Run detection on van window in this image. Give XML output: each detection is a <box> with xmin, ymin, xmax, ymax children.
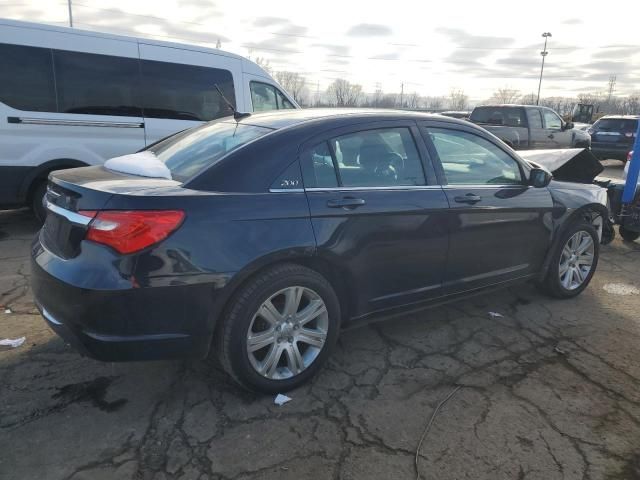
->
<box><xmin>250</xmin><ymin>82</ymin><xmax>295</xmax><ymax>111</ymax></box>
<box><xmin>0</xmin><ymin>43</ymin><xmax>56</xmax><ymax>112</ymax></box>
<box><xmin>141</xmin><ymin>60</ymin><xmax>235</xmax><ymax>121</ymax></box>
<box><xmin>53</xmin><ymin>50</ymin><xmax>142</xmax><ymax>117</ymax></box>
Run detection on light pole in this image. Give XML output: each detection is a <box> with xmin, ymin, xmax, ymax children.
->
<box><xmin>536</xmin><ymin>32</ymin><xmax>551</xmax><ymax>105</ymax></box>
<box><xmin>67</xmin><ymin>0</ymin><xmax>73</xmax><ymax>27</ymax></box>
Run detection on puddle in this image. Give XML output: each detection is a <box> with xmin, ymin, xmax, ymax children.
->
<box><xmin>603</xmin><ymin>283</ymin><xmax>640</xmax><ymax>296</ymax></box>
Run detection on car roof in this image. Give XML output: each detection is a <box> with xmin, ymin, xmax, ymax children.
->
<box><xmin>598</xmin><ymin>115</ymin><xmax>639</xmax><ymax>119</ymax></box>
<box><xmin>234</xmin><ymin>108</ymin><xmax>464</xmax><ymax>130</ymax></box>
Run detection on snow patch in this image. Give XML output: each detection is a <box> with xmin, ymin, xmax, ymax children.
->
<box><xmin>603</xmin><ymin>283</ymin><xmax>640</xmax><ymax>296</ymax></box>
<box><xmin>104</xmin><ymin>151</ymin><xmax>172</xmax><ymax>180</ymax></box>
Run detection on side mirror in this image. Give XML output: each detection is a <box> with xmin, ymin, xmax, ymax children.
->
<box><xmin>530</xmin><ymin>167</ymin><xmax>553</xmax><ymax>188</ymax></box>
<box><xmin>563</xmin><ymin>121</ymin><xmax>574</xmax><ymax>130</ymax></box>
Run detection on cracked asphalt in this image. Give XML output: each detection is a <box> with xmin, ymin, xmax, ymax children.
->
<box><xmin>1</xmin><ymin>160</ymin><xmax>639</xmax><ymax>480</ymax></box>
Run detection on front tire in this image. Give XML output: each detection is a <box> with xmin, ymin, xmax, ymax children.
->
<box><xmin>541</xmin><ymin>222</ymin><xmax>599</xmax><ymax>299</ymax></box>
<box><xmin>619</xmin><ymin>226</ymin><xmax>640</xmax><ymax>242</ymax></box>
<box><xmin>217</xmin><ymin>264</ymin><xmax>340</xmax><ymax>393</ymax></box>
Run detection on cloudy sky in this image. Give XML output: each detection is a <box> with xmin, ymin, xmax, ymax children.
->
<box><xmin>3</xmin><ymin>0</ymin><xmax>640</xmax><ymax>102</ymax></box>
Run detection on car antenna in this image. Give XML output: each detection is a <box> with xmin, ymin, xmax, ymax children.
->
<box><xmin>214</xmin><ymin>84</ymin><xmax>251</xmax><ymax>121</ymax></box>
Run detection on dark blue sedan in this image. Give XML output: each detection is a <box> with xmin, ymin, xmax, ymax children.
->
<box><xmin>32</xmin><ymin>109</ymin><xmax>609</xmax><ymax>392</ymax></box>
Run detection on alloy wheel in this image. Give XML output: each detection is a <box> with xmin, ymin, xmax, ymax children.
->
<box><xmin>558</xmin><ymin>230</ymin><xmax>595</xmax><ymax>290</ymax></box>
<box><xmin>246</xmin><ymin>286</ymin><xmax>329</xmax><ymax>380</ymax></box>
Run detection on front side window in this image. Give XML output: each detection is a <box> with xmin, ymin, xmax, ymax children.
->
<box><xmin>148</xmin><ymin>120</ymin><xmax>272</xmax><ymax>181</ymax></box>
<box><xmin>308</xmin><ymin>128</ymin><xmax>425</xmax><ymax>188</ymax></box>
<box><xmin>0</xmin><ymin>43</ymin><xmax>56</xmax><ymax>112</ymax></box>
<box><xmin>428</xmin><ymin>128</ymin><xmax>522</xmax><ymax>185</ymax></box>
<box><xmin>141</xmin><ymin>60</ymin><xmax>235</xmax><ymax>121</ymax></box>
<box><xmin>250</xmin><ymin>82</ymin><xmax>296</xmax><ymax>112</ymax></box>
<box><xmin>543</xmin><ymin>110</ymin><xmax>563</xmax><ymax>130</ymax></box>
<box><xmin>53</xmin><ymin>50</ymin><xmax>141</xmax><ymax>116</ymax></box>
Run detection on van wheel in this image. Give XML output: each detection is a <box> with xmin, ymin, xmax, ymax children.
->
<box><xmin>540</xmin><ymin>222</ymin><xmax>599</xmax><ymax>299</ymax></box>
<box><xmin>619</xmin><ymin>226</ymin><xmax>640</xmax><ymax>242</ymax></box>
<box><xmin>31</xmin><ymin>181</ymin><xmax>47</xmax><ymax>224</ymax></box>
<box><xmin>217</xmin><ymin>264</ymin><xmax>340</xmax><ymax>393</ymax></box>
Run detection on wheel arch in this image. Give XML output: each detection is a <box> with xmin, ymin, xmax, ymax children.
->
<box><xmin>21</xmin><ymin>158</ymin><xmax>90</xmax><ymax>204</ymax></box>
<box><xmin>537</xmin><ymin>203</ymin><xmax>607</xmax><ymax>282</ymax></box>
<box><xmin>206</xmin><ymin>252</ymin><xmax>356</xmax><ymax>357</ymax></box>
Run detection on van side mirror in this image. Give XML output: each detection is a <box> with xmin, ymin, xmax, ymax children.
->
<box><xmin>530</xmin><ymin>167</ymin><xmax>553</xmax><ymax>188</ymax></box>
<box><xmin>563</xmin><ymin>121</ymin><xmax>574</xmax><ymax>130</ymax></box>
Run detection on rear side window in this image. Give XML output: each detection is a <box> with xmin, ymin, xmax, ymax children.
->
<box><xmin>428</xmin><ymin>128</ymin><xmax>522</xmax><ymax>185</ymax></box>
<box><xmin>53</xmin><ymin>50</ymin><xmax>141</xmax><ymax>116</ymax></box>
<box><xmin>470</xmin><ymin>107</ymin><xmax>526</xmax><ymax>127</ymax></box>
<box><xmin>306</xmin><ymin>128</ymin><xmax>425</xmax><ymax>188</ymax></box>
<box><xmin>250</xmin><ymin>82</ymin><xmax>295</xmax><ymax>112</ymax></box>
<box><xmin>0</xmin><ymin>43</ymin><xmax>56</xmax><ymax>112</ymax></box>
<box><xmin>141</xmin><ymin>60</ymin><xmax>235</xmax><ymax>121</ymax></box>
<box><xmin>148</xmin><ymin>120</ymin><xmax>272</xmax><ymax>181</ymax></box>
<box><xmin>527</xmin><ymin>109</ymin><xmax>543</xmax><ymax>129</ymax></box>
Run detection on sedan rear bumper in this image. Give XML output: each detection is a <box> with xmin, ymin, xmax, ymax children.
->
<box><xmin>591</xmin><ymin>143</ymin><xmax>631</xmax><ymax>161</ymax></box>
<box><xmin>31</xmin><ymin>238</ymin><xmax>221</xmax><ymax>362</ymax></box>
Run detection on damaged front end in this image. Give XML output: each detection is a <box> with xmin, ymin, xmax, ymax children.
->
<box><xmin>519</xmin><ymin>148</ymin><xmax>615</xmax><ymax>244</ymax></box>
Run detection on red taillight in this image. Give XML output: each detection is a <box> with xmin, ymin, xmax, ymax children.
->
<box><xmin>628</xmin><ymin>151</ymin><xmax>634</xmax><ymax>163</ymax></box>
<box><xmin>78</xmin><ymin>210</ymin><xmax>185</xmax><ymax>254</ymax></box>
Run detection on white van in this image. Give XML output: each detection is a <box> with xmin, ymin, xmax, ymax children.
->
<box><xmin>0</xmin><ymin>19</ymin><xmax>298</xmax><ymax>219</ymax></box>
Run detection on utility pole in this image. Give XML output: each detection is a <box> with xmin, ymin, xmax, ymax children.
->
<box><xmin>607</xmin><ymin>75</ymin><xmax>616</xmax><ymax>103</ymax></box>
<box><xmin>67</xmin><ymin>0</ymin><xmax>73</xmax><ymax>27</ymax></box>
<box><xmin>536</xmin><ymin>32</ymin><xmax>552</xmax><ymax>105</ymax></box>
<box><xmin>399</xmin><ymin>82</ymin><xmax>404</xmax><ymax>109</ymax></box>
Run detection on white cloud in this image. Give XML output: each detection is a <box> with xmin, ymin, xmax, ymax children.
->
<box><xmin>4</xmin><ymin>0</ymin><xmax>640</xmax><ymax>100</ymax></box>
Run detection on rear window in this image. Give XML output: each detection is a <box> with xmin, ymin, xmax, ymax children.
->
<box><xmin>148</xmin><ymin>121</ymin><xmax>273</xmax><ymax>181</ymax></box>
<box><xmin>470</xmin><ymin>107</ymin><xmax>526</xmax><ymax>127</ymax></box>
<box><xmin>593</xmin><ymin>118</ymin><xmax>638</xmax><ymax>133</ymax></box>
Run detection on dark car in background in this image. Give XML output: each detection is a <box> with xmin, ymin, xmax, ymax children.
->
<box><xmin>589</xmin><ymin>115</ymin><xmax>639</xmax><ymax>162</ymax></box>
<box><xmin>32</xmin><ymin>109</ymin><xmax>609</xmax><ymax>393</ymax></box>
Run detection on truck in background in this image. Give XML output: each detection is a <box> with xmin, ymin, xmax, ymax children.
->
<box><xmin>469</xmin><ymin>104</ymin><xmax>591</xmax><ymax>151</ymax></box>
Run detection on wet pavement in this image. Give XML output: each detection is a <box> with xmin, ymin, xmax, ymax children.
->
<box><xmin>1</xmin><ymin>165</ymin><xmax>639</xmax><ymax>479</ymax></box>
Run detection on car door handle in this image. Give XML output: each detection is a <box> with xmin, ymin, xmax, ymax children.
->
<box><xmin>327</xmin><ymin>197</ymin><xmax>366</xmax><ymax>209</ymax></box>
<box><xmin>548</xmin><ymin>134</ymin><xmax>555</xmax><ymax>139</ymax></box>
<box><xmin>454</xmin><ymin>193</ymin><xmax>482</xmax><ymax>204</ymax></box>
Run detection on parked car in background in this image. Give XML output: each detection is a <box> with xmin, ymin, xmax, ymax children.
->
<box><xmin>439</xmin><ymin>111</ymin><xmax>470</xmax><ymax>119</ymax></box>
<box><xmin>588</xmin><ymin>115</ymin><xmax>638</xmax><ymax>162</ymax></box>
<box><xmin>0</xmin><ymin>19</ymin><xmax>297</xmax><ymax>220</ymax></box>
<box><xmin>32</xmin><ymin>109</ymin><xmax>609</xmax><ymax>393</ymax></box>
<box><xmin>469</xmin><ymin>104</ymin><xmax>591</xmax><ymax>150</ymax></box>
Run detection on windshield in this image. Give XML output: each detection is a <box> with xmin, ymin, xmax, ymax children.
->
<box><xmin>148</xmin><ymin>121</ymin><xmax>273</xmax><ymax>181</ymax></box>
<box><xmin>593</xmin><ymin>118</ymin><xmax>638</xmax><ymax>133</ymax></box>
<box><xmin>470</xmin><ymin>107</ymin><xmax>526</xmax><ymax>127</ymax></box>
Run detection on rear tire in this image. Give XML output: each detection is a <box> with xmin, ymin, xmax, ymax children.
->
<box><xmin>217</xmin><ymin>263</ymin><xmax>340</xmax><ymax>393</ymax></box>
<box><xmin>619</xmin><ymin>226</ymin><xmax>640</xmax><ymax>242</ymax></box>
<box><xmin>540</xmin><ymin>222</ymin><xmax>599</xmax><ymax>299</ymax></box>
<box><xmin>31</xmin><ymin>181</ymin><xmax>47</xmax><ymax>224</ymax></box>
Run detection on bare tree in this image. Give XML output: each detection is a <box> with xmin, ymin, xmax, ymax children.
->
<box><xmin>372</xmin><ymin>87</ymin><xmax>384</xmax><ymax>108</ymax></box>
<box><xmin>254</xmin><ymin>57</ymin><xmax>272</xmax><ymax>75</ymax></box>
<box><xmin>406</xmin><ymin>91</ymin><xmax>422</xmax><ymax>110</ymax></box>
<box><xmin>327</xmin><ymin>79</ymin><xmax>362</xmax><ymax>107</ymax></box>
<box><xmin>425</xmin><ymin>96</ymin><xmax>445</xmax><ymax>111</ymax></box>
<box><xmin>275</xmin><ymin>71</ymin><xmax>307</xmax><ymax>105</ymax></box>
<box><xmin>621</xmin><ymin>94</ymin><xmax>640</xmax><ymax>115</ymax></box>
<box><xmin>380</xmin><ymin>93</ymin><xmax>397</xmax><ymax>108</ymax></box>
<box><xmin>520</xmin><ymin>93</ymin><xmax>537</xmax><ymax>105</ymax></box>
<box><xmin>448</xmin><ymin>89</ymin><xmax>468</xmax><ymax>111</ymax></box>
<box><xmin>489</xmin><ymin>87</ymin><xmax>521</xmax><ymax>104</ymax></box>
